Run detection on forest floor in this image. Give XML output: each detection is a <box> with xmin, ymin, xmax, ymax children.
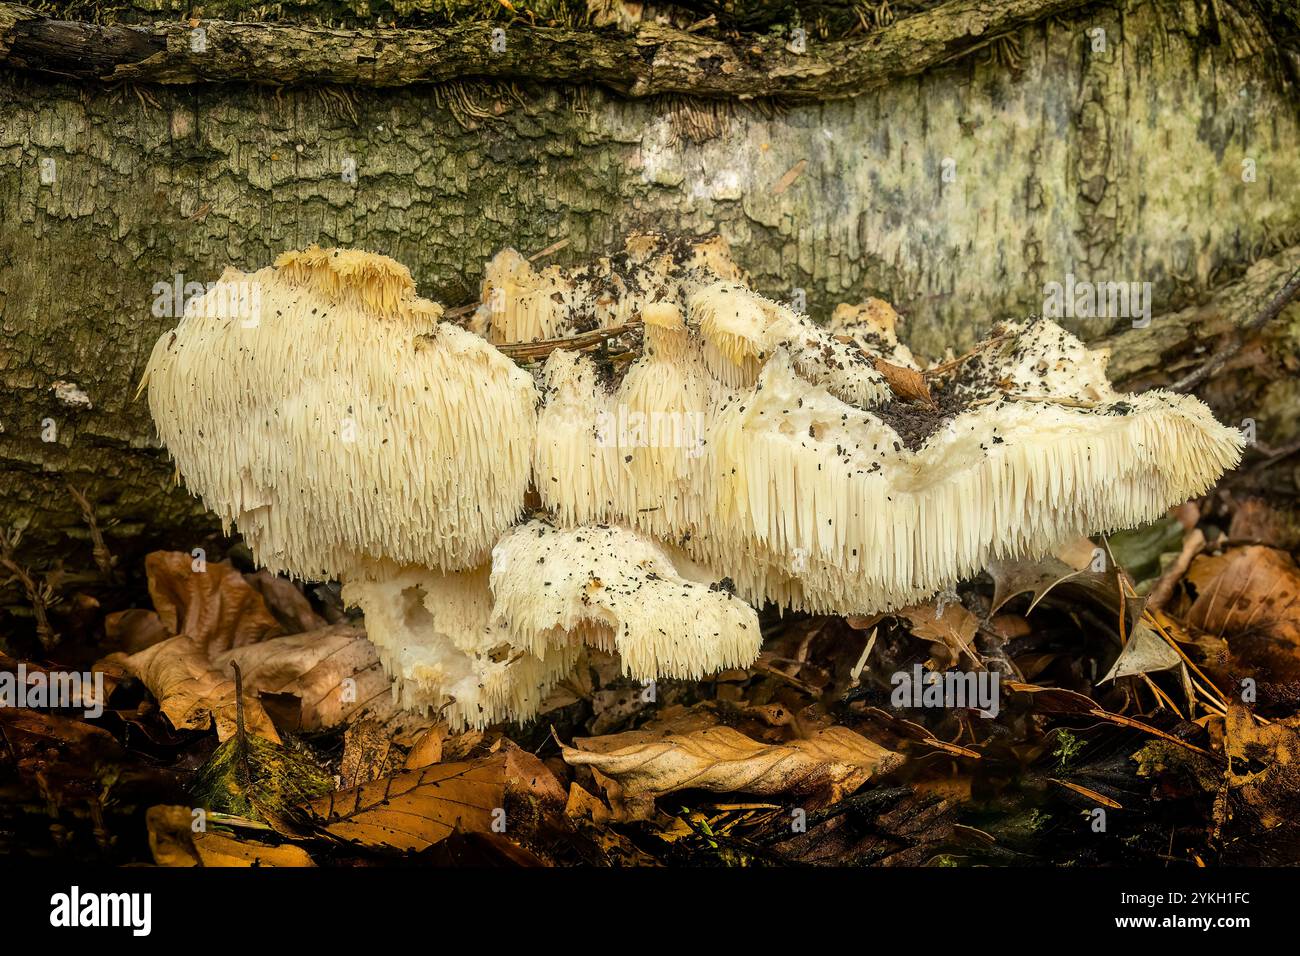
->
<box><xmin>1</xmin><ymin>486</ymin><xmax>1299</xmax><ymax>867</ymax></box>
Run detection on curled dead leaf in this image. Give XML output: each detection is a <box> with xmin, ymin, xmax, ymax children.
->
<box><xmin>1186</xmin><ymin>545</ymin><xmax>1300</xmax><ymax>681</ymax></box>
<box><xmin>872</xmin><ymin>357</ymin><xmax>934</xmax><ymax>407</ymax></box>
<box><xmin>147</xmin><ymin>805</ymin><xmax>314</xmax><ymax>867</ymax></box>
<box><xmin>109</xmin><ymin>635</ymin><xmax>282</xmax><ymax>743</ymax></box>
<box><xmin>145</xmin><ymin>552</ymin><xmax>282</xmax><ymax>653</ymax></box>
<box><xmin>560</xmin><ymin>725</ymin><xmax>900</xmax><ymax>820</ymax></box>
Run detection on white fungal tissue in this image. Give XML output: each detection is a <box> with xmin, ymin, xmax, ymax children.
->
<box><xmin>144</xmin><ymin>236</ymin><xmax>1244</xmax><ymax>727</ymax></box>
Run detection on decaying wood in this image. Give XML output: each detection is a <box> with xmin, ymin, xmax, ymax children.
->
<box><xmin>2</xmin><ymin>0</ymin><xmax>1296</xmax><ymax>573</ymax></box>
<box><xmin>1169</xmin><ymin>264</ymin><xmax>1300</xmax><ymax>393</ymax></box>
<box><xmin>0</xmin><ymin>0</ymin><xmax>1092</xmax><ymax>99</ymax></box>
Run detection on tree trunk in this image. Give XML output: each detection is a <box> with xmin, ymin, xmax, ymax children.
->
<box><xmin>0</xmin><ymin>0</ymin><xmax>1297</xmax><ymax>579</ymax></box>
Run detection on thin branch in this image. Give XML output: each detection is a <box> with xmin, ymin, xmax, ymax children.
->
<box><xmin>1169</xmin><ymin>264</ymin><xmax>1300</xmax><ymax>393</ymax></box>
<box><xmin>0</xmin><ymin>0</ymin><xmax>1093</xmax><ymax>99</ymax></box>
<box><xmin>495</xmin><ymin>320</ymin><xmax>643</xmax><ymax>360</ymax></box>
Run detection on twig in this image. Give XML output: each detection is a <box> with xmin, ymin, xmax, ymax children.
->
<box><xmin>496</xmin><ymin>320</ymin><xmax>643</xmax><ymax>361</ymax></box>
<box><xmin>1170</xmin><ymin>264</ymin><xmax>1300</xmax><ymax>393</ymax></box>
<box><xmin>66</xmin><ymin>482</ymin><xmax>115</xmax><ymax>576</ymax></box>
<box><xmin>0</xmin><ymin>529</ymin><xmax>59</xmax><ymax>648</ymax></box>
<box><xmin>923</xmin><ymin>331</ymin><xmax>1013</xmax><ymax>379</ymax></box>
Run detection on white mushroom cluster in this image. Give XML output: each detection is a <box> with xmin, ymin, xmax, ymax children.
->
<box><xmin>144</xmin><ymin>236</ymin><xmax>1244</xmax><ymax>727</ymax></box>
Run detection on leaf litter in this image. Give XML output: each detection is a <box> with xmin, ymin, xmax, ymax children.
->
<box><xmin>2</xmin><ymin>493</ymin><xmax>1300</xmax><ymax>866</ymax></box>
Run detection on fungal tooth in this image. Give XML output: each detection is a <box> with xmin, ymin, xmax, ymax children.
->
<box><xmin>144</xmin><ymin>234</ymin><xmax>1244</xmax><ymax>726</ymax></box>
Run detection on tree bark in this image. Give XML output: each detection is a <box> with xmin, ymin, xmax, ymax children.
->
<box><xmin>0</xmin><ymin>0</ymin><xmax>1093</xmax><ymax>98</ymax></box>
<box><xmin>0</xmin><ymin>0</ymin><xmax>1297</xmax><ymax>578</ymax></box>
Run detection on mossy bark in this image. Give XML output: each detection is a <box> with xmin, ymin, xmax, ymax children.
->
<box><xmin>0</xmin><ymin>0</ymin><xmax>1297</xmax><ymax>575</ymax></box>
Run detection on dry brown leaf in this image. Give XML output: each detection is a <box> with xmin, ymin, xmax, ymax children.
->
<box><xmin>112</xmin><ymin>635</ymin><xmax>282</xmax><ymax>743</ymax></box>
<box><xmin>110</xmin><ymin>623</ymin><xmax>394</xmax><ymax>742</ymax></box>
<box><xmin>147</xmin><ymin>805</ymin><xmax>314</xmax><ymax>867</ymax></box>
<box><xmin>1228</xmin><ymin>497</ymin><xmax>1300</xmax><ymax>551</ymax></box>
<box><xmin>305</xmin><ymin>753</ymin><xmax>507</xmax><ymax>852</ymax></box>
<box><xmin>244</xmin><ymin>569</ymin><xmax>329</xmax><ymax>634</ymax></box>
<box><xmin>0</xmin><ymin>707</ymin><xmax>123</xmax><ymax>765</ymax></box>
<box><xmin>1186</xmin><ymin>545</ymin><xmax>1300</xmax><ymax>681</ymax></box>
<box><xmin>104</xmin><ymin>608</ymin><xmax>170</xmax><ymax>654</ymax></box>
<box><xmin>340</xmin><ymin>718</ymin><xmax>403</xmax><ymax>788</ymax></box>
<box><xmin>896</xmin><ymin>601</ymin><xmax>982</xmax><ymax>668</ymax></box>
<box><xmin>1220</xmin><ymin>704</ymin><xmax>1300</xmax><ymax>831</ymax></box>
<box><xmin>503</xmin><ymin>742</ymin><xmax>567</xmax><ymax>808</ymax></box>
<box><xmin>872</xmin><ymin>357</ymin><xmax>934</xmax><ymax>407</ymax></box>
<box><xmin>560</xmin><ymin>726</ymin><xmax>900</xmax><ymax>819</ymax></box>
<box><xmin>988</xmin><ymin>554</ymin><xmax>1129</xmax><ymax>622</ymax></box>
<box><xmin>404</xmin><ymin>724</ymin><xmax>447</xmax><ymax>769</ymax></box>
<box><xmin>1007</xmin><ymin>681</ymin><xmax>1217</xmax><ymax>760</ymax></box>
<box><xmin>565</xmin><ymin>782</ymin><xmax>612</xmax><ymax>824</ymax></box>
<box><xmin>146</xmin><ymin>552</ymin><xmax>284</xmax><ymax>654</ymax></box>
<box><xmin>219</xmin><ymin>624</ymin><xmax>396</xmax><ymax>732</ymax></box>
<box><xmin>1100</xmin><ymin>620</ymin><xmax>1183</xmax><ymax>682</ymax></box>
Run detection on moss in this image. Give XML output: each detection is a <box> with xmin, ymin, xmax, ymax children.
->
<box><xmin>36</xmin><ymin>0</ymin><xmax>593</xmax><ymax>28</ymax></box>
<box><xmin>191</xmin><ymin>731</ymin><xmax>333</xmax><ymax>823</ymax></box>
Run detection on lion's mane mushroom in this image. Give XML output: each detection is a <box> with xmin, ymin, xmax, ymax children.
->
<box><xmin>143</xmin><ymin>247</ymin><xmax>538</xmax><ymax>581</ymax></box>
<box><xmin>510</xmin><ymin>234</ymin><xmax>1245</xmax><ymax>615</ymax></box>
<box><xmin>489</xmin><ymin>520</ymin><xmax>760</xmax><ymax>683</ymax></box>
<box><xmin>143</xmin><ymin>244</ymin><xmax>758</xmax><ymax>728</ymax></box>
<box><xmin>143</xmin><ymin>247</ymin><xmax>547</xmax><ymax>726</ymax></box>
<box><xmin>144</xmin><ymin>236</ymin><xmax>1244</xmax><ymax>727</ymax></box>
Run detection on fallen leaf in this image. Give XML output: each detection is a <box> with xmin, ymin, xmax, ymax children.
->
<box><xmin>565</xmin><ymin>782</ymin><xmax>612</xmax><ymax>824</ymax></box>
<box><xmin>305</xmin><ymin>753</ymin><xmax>507</xmax><ymax>852</ymax></box>
<box><xmin>404</xmin><ymin>724</ymin><xmax>447</xmax><ymax>769</ymax></box>
<box><xmin>872</xmin><ymin>357</ymin><xmax>934</xmax><ymax>407</ymax></box>
<box><xmin>191</xmin><ymin>725</ymin><xmax>334</xmax><ymax>827</ymax></box>
<box><xmin>1186</xmin><ymin>546</ymin><xmax>1300</xmax><ymax>681</ymax></box>
<box><xmin>560</xmin><ymin>726</ymin><xmax>900</xmax><ymax>820</ymax></box>
<box><xmin>219</xmin><ymin>624</ymin><xmax>396</xmax><ymax>732</ymax></box>
<box><xmin>1223</xmin><ymin>704</ymin><xmax>1300</xmax><ymax>815</ymax></box>
<box><xmin>0</xmin><ymin>708</ymin><xmax>122</xmax><ymax>766</ymax></box>
<box><xmin>1228</xmin><ymin>497</ymin><xmax>1300</xmax><ymax>551</ymax></box>
<box><xmin>146</xmin><ymin>552</ymin><xmax>283</xmax><ymax>654</ymax></box>
<box><xmin>147</xmin><ymin>805</ymin><xmax>314</xmax><ymax>867</ymax></box>
<box><xmin>112</xmin><ymin>635</ymin><xmax>282</xmax><ymax>742</ymax></box>
<box><xmin>340</xmin><ymin>718</ymin><xmax>403</xmax><ymax>788</ymax></box>
<box><xmin>244</xmin><ymin>569</ymin><xmax>329</xmax><ymax>634</ymax></box>
<box><xmin>988</xmin><ymin>554</ymin><xmax>1132</xmax><ymax>624</ymax></box>
<box><xmin>1007</xmin><ymin>681</ymin><xmax>1217</xmax><ymax>760</ymax></box>
<box><xmin>1107</xmin><ymin>516</ymin><xmax>1186</xmax><ymax>583</ymax></box>
<box><xmin>110</xmin><ymin>623</ymin><xmax>394</xmax><ymax>741</ymax></box>
<box><xmin>104</xmin><ymin>608</ymin><xmax>170</xmax><ymax>654</ymax></box>
<box><xmin>1100</xmin><ymin>620</ymin><xmax>1183</xmax><ymax>682</ymax></box>
<box><xmin>895</xmin><ymin>601</ymin><xmax>982</xmax><ymax>668</ymax></box>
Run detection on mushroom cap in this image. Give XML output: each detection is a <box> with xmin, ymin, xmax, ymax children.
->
<box><xmin>490</xmin><ymin>519</ymin><xmax>761</xmax><ymax>682</ymax></box>
<box><xmin>342</xmin><ymin>562</ymin><xmax>580</xmax><ymax>730</ymax></box>
<box><xmin>525</xmin><ymin>238</ymin><xmax>1244</xmax><ymax>615</ymax></box>
<box><xmin>341</xmin><ymin>520</ymin><xmax>760</xmax><ymax>729</ymax></box>
<box><xmin>144</xmin><ymin>245</ymin><xmax>537</xmax><ymax>580</ymax></box>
